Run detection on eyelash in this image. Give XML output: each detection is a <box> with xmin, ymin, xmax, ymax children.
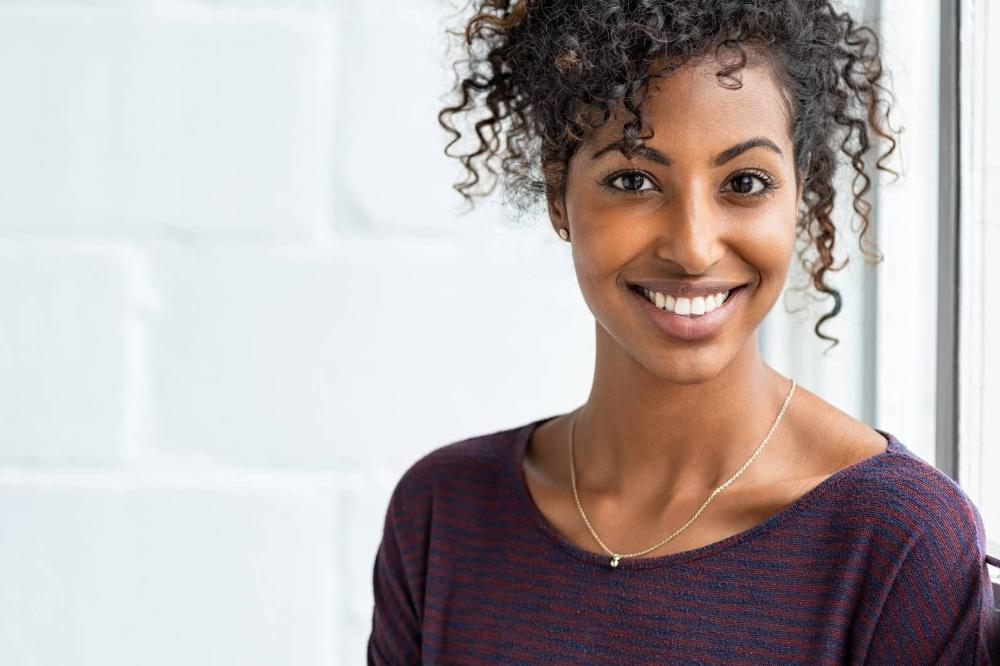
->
<box><xmin>597</xmin><ymin>168</ymin><xmax>781</xmax><ymax>200</ymax></box>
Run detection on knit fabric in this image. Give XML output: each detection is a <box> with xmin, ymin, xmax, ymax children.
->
<box><xmin>368</xmin><ymin>414</ymin><xmax>1000</xmax><ymax>664</ymax></box>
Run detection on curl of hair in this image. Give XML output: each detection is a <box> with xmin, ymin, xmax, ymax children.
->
<box><xmin>438</xmin><ymin>0</ymin><xmax>900</xmax><ymax>351</ymax></box>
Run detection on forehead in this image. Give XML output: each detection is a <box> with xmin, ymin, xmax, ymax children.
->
<box><xmin>588</xmin><ymin>58</ymin><xmax>793</xmax><ymax>155</ymax></box>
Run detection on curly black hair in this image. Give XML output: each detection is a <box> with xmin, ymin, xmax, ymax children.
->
<box><xmin>437</xmin><ymin>0</ymin><xmax>901</xmax><ymax>350</ymax></box>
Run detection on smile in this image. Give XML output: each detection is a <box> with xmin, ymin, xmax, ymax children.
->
<box><xmin>626</xmin><ymin>283</ymin><xmax>748</xmax><ymax>341</ymax></box>
<box><xmin>632</xmin><ymin>286</ymin><xmax>735</xmax><ymax>316</ymax></box>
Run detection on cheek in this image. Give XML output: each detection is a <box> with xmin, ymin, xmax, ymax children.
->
<box><xmin>567</xmin><ymin>223</ymin><xmax>645</xmax><ymax>319</ymax></box>
<box><xmin>753</xmin><ymin>233</ymin><xmax>795</xmax><ymax>277</ymax></box>
<box><xmin>726</xmin><ymin>168</ymin><xmax>799</xmax><ymax>238</ymax></box>
<box><xmin>566</xmin><ymin>202</ymin><xmax>643</xmax><ymax>273</ymax></box>
<box><xmin>730</xmin><ymin>209</ymin><xmax>797</xmax><ymax>274</ymax></box>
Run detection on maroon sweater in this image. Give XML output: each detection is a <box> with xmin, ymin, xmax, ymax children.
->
<box><xmin>368</xmin><ymin>414</ymin><xmax>1000</xmax><ymax>664</ymax></box>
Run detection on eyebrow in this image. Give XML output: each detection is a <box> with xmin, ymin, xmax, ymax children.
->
<box><xmin>589</xmin><ymin>136</ymin><xmax>783</xmax><ymax>167</ymax></box>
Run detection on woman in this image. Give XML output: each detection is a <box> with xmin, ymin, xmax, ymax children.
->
<box><xmin>368</xmin><ymin>0</ymin><xmax>999</xmax><ymax>663</ymax></box>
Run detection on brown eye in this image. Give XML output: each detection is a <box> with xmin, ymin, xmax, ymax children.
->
<box><xmin>724</xmin><ymin>170</ymin><xmax>777</xmax><ymax>199</ymax></box>
<box><xmin>600</xmin><ymin>170</ymin><xmax>656</xmax><ymax>194</ymax></box>
<box><xmin>616</xmin><ymin>173</ymin><xmax>650</xmax><ymax>192</ymax></box>
<box><xmin>731</xmin><ymin>174</ymin><xmax>759</xmax><ymax>194</ymax></box>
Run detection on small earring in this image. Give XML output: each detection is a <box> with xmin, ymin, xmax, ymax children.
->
<box><xmin>558</xmin><ymin>227</ymin><xmax>570</xmax><ymax>241</ymax></box>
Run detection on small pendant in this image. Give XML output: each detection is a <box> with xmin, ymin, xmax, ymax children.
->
<box><xmin>609</xmin><ymin>554</ymin><xmax>620</xmax><ymax>568</ymax></box>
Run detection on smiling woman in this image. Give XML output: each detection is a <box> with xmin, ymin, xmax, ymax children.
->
<box><xmin>367</xmin><ymin>1</ymin><xmax>999</xmax><ymax>664</ymax></box>
<box><xmin>441</xmin><ymin>0</ymin><xmax>894</xmax><ymax>353</ymax></box>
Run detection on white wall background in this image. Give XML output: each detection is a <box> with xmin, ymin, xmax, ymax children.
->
<box><xmin>0</xmin><ymin>1</ymin><xmax>986</xmax><ymax>664</ymax></box>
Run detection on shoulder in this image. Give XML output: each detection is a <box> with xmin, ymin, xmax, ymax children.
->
<box><xmin>830</xmin><ymin>433</ymin><xmax>987</xmax><ymax>552</ymax></box>
<box><xmin>787</xmin><ymin>386</ymin><xmax>985</xmax><ymax>543</ymax></box>
<box><xmin>850</xmin><ymin>440</ymin><xmax>996</xmax><ymax>662</ymax></box>
<box><xmin>386</xmin><ymin>418</ymin><xmax>535</xmax><ymax>514</ymax></box>
<box><xmin>881</xmin><ymin>439</ymin><xmax>983</xmax><ymax>531</ymax></box>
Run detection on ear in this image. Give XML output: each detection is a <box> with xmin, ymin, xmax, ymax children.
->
<box><xmin>542</xmin><ymin>159</ymin><xmax>569</xmax><ymax>234</ymax></box>
<box><xmin>547</xmin><ymin>189</ymin><xmax>568</xmax><ymax>236</ymax></box>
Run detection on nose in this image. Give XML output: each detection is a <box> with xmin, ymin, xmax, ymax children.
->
<box><xmin>654</xmin><ymin>183</ymin><xmax>724</xmax><ymax>275</ymax></box>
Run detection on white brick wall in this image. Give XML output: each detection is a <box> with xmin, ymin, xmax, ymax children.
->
<box><xmin>0</xmin><ymin>244</ymin><xmax>130</xmax><ymax>462</ymax></box>
<box><xmin>0</xmin><ymin>0</ymin><xmax>950</xmax><ymax>664</ymax></box>
<box><xmin>0</xmin><ymin>472</ymin><xmax>342</xmax><ymax>665</ymax></box>
<box><xmin>0</xmin><ymin>3</ymin><xmax>595</xmax><ymax>663</ymax></box>
<box><xmin>0</xmin><ymin>6</ymin><xmax>336</xmax><ymax>239</ymax></box>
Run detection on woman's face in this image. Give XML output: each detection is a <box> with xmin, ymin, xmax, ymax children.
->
<box><xmin>548</xmin><ymin>57</ymin><xmax>802</xmax><ymax>384</ymax></box>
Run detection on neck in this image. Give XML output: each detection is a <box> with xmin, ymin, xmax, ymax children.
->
<box><xmin>573</xmin><ymin>325</ymin><xmax>793</xmax><ymax>504</ymax></box>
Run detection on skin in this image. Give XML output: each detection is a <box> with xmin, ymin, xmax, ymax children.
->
<box><xmin>525</xmin><ymin>55</ymin><xmax>889</xmax><ymax>558</ymax></box>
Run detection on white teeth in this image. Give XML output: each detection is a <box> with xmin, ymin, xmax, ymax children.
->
<box><xmin>637</xmin><ymin>287</ymin><xmax>734</xmax><ymax>316</ymax></box>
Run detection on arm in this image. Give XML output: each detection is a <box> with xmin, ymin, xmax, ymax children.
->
<box><xmin>860</xmin><ymin>503</ymin><xmax>997</xmax><ymax>665</ymax></box>
<box><xmin>367</xmin><ymin>486</ymin><xmax>423</xmax><ymax>665</ymax></box>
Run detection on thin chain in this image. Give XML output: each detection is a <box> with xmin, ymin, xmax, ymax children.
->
<box><xmin>569</xmin><ymin>378</ymin><xmax>796</xmax><ymax>566</ymax></box>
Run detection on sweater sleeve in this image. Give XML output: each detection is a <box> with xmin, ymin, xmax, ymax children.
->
<box><xmin>860</xmin><ymin>495</ymin><xmax>997</xmax><ymax>665</ymax></box>
<box><xmin>367</xmin><ymin>483</ymin><xmax>423</xmax><ymax>665</ymax></box>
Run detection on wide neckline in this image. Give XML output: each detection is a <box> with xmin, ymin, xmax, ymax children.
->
<box><xmin>509</xmin><ymin>414</ymin><xmax>905</xmax><ymax>571</ymax></box>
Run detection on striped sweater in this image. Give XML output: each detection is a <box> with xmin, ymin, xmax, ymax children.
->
<box><xmin>368</xmin><ymin>414</ymin><xmax>1000</xmax><ymax>664</ymax></box>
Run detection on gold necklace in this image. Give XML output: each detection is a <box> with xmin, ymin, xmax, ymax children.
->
<box><xmin>569</xmin><ymin>378</ymin><xmax>796</xmax><ymax>568</ymax></box>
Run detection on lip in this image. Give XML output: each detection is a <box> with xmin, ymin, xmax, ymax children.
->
<box><xmin>627</xmin><ymin>283</ymin><xmax>748</xmax><ymax>341</ymax></box>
